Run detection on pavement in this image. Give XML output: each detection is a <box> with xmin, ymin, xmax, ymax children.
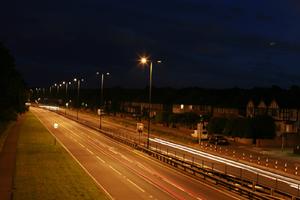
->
<box><xmin>0</xmin><ymin>116</ymin><xmax>23</xmax><ymax>200</ymax></box>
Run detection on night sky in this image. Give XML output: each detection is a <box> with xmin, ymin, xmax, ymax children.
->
<box><xmin>2</xmin><ymin>0</ymin><xmax>300</xmax><ymax>88</ymax></box>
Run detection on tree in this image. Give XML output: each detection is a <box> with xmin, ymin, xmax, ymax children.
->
<box><xmin>0</xmin><ymin>42</ymin><xmax>26</xmax><ymax>120</ymax></box>
<box><xmin>251</xmin><ymin>115</ymin><xmax>276</xmax><ymax>140</ymax></box>
<box><xmin>224</xmin><ymin>117</ymin><xmax>253</xmax><ymax>138</ymax></box>
<box><xmin>179</xmin><ymin>112</ymin><xmax>199</xmax><ymax>128</ymax></box>
<box><xmin>207</xmin><ymin>117</ymin><xmax>227</xmax><ymax>135</ymax></box>
<box><xmin>155</xmin><ymin>111</ymin><xmax>171</xmax><ymax>126</ymax></box>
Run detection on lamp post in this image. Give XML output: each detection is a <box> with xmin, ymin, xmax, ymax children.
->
<box><xmin>74</xmin><ymin>78</ymin><xmax>83</xmax><ymax>120</ymax></box>
<box><xmin>62</xmin><ymin>81</ymin><xmax>71</xmax><ymax>115</ymax></box>
<box><xmin>96</xmin><ymin>72</ymin><xmax>110</xmax><ymax>129</ymax></box>
<box><xmin>140</xmin><ymin>57</ymin><xmax>161</xmax><ymax>149</ymax></box>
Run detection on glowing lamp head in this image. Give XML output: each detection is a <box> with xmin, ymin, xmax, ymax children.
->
<box><xmin>140</xmin><ymin>57</ymin><xmax>148</xmax><ymax>64</ymax></box>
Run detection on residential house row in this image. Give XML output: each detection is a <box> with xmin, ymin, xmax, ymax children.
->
<box><xmin>247</xmin><ymin>99</ymin><xmax>300</xmax><ymax>136</ymax></box>
<box><xmin>121</xmin><ymin>99</ymin><xmax>300</xmax><ymax>135</ymax></box>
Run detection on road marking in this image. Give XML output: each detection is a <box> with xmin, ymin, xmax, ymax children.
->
<box><xmin>121</xmin><ymin>154</ymin><xmax>133</xmax><ymax>163</ymax></box>
<box><xmin>109</xmin><ymin>147</ymin><xmax>118</xmax><ymax>154</ymax></box>
<box><xmin>132</xmin><ymin>147</ymin><xmax>240</xmax><ymax>200</ymax></box>
<box><xmin>78</xmin><ymin>142</ymin><xmax>85</xmax><ymax>148</ymax></box>
<box><xmin>126</xmin><ymin>178</ymin><xmax>145</xmax><ymax>193</ymax></box>
<box><xmin>31</xmin><ymin>109</ymin><xmax>114</xmax><ymax>200</ymax></box>
<box><xmin>109</xmin><ymin>165</ymin><xmax>122</xmax><ymax>175</ymax></box>
<box><xmin>162</xmin><ymin>177</ymin><xmax>185</xmax><ymax>192</ymax></box>
<box><xmin>34</xmin><ymin>108</ymin><xmax>239</xmax><ymax>199</ymax></box>
<box><xmin>96</xmin><ymin>156</ymin><xmax>106</xmax><ymax>164</ymax></box>
<box><xmin>86</xmin><ymin>148</ymin><xmax>94</xmax><ymax>155</ymax></box>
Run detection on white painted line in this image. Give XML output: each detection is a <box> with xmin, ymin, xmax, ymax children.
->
<box><xmin>96</xmin><ymin>156</ymin><xmax>106</xmax><ymax>164</ymax></box>
<box><xmin>126</xmin><ymin>178</ymin><xmax>145</xmax><ymax>193</ymax></box>
<box><xmin>31</xmin><ymin>109</ymin><xmax>114</xmax><ymax>200</ymax></box>
<box><xmin>86</xmin><ymin>148</ymin><xmax>94</xmax><ymax>155</ymax></box>
<box><xmin>78</xmin><ymin>142</ymin><xmax>85</xmax><ymax>148</ymax></box>
<box><xmin>109</xmin><ymin>165</ymin><xmax>122</xmax><ymax>176</ymax></box>
<box><xmin>162</xmin><ymin>177</ymin><xmax>185</xmax><ymax>192</ymax></box>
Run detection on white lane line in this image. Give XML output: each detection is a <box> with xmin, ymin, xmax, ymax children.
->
<box><xmin>126</xmin><ymin>178</ymin><xmax>145</xmax><ymax>193</ymax></box>
<box><xmin>109</xmin><ymin>165</ymin><xmax>122</xmax><ymax>176</ymax></box>
<box><xmin>86</xmin><ymin>148</ymin><xmax>94</xmax><ymax>155</ymax></box>
<box><xmin>161</xmin><ymin>177</ymin><xmax>185</xmax><ymax>192</ymax></box>
<box><xmin>121</xmin><ymin>154</ymin><xmax>133</xmax><ymax>163</ymax></box>
<box><xmin>96</xmin><ymin>156</ymin><xmax>106</xmax><ymax>164</ymax></box>
<box><xmin>78</xmin><ymin>142</ymin><xmax>85</xmax><ymax>148</ymax></box>
<box><xmin>31</xmin><ymin>109</ymin><xmax>114</xmax><ymax>200</ymax></box>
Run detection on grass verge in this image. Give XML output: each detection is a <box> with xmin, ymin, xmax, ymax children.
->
<box><xmin>13</xmin><ymin>112</ymin><xmax>108</xmax><ymax>200</ymax></box>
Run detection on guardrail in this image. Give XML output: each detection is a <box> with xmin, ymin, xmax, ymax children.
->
<box><xmin>42</xmin><ymin>106</ymin><xmax>299</xmax><ymax>200</ymax></box>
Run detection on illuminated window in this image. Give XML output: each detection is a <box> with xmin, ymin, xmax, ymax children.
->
<box><xmin>180</xmin><ymin>104</ymin><xmax>184</xmax><ymax>109</ymax></box>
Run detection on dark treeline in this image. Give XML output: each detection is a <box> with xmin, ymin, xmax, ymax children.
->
<box><xmin>0</xmin><ymin>42</ymin><xmax>27</xmax><ymax>121</ymax></box>
<box><xmin>107</xmin><ymin>86</ymin><xmax>300</xmax><ymax>108</ymax></box>
<box><xmin>38</xmin><ymin>85</ymin><xmax>300</xmax><ymax>110</ymax></box>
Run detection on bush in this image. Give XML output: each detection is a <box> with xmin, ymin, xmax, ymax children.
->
<box><xmin>251</xmin><ymin>115</ymin><xmax>275</xmax><ymax>139</ymax></box>
<box><xmin>0</xmin><ymin>107</ymin><xmax>18</xmax><ymax>121</ymax></box>
<box><xmin>207</xmin><ymin>117</ymin><xmax>227</xmax><ymax>134</ymax></box>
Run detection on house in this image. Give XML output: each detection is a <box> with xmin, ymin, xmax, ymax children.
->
<box><xmin>212</xmin><ymin>106</ymin><xmax>240</xmax><ymax>117</ymax></box>
<box><xmin>172</xmin><ymin>103</ymin><xmax>240</xmax><ymax>117</ymax></box>
<box><xmin>246</xmin><ymin>99</ymin><xmax>300</xmax><ymax>136</ymax></box>
<box><xmin>121</xmin><ymin>101</ymin><xmax>164</xmax><ymax>117</ymax></box>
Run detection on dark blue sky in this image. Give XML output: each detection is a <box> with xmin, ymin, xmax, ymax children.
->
<box><xmin>2</xmin><ymin>0</ymin><xmax>300</xmax><ymax>88</ymax></box>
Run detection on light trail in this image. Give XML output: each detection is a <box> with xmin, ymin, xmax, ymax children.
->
<box><xmin>150</xmin><ymin>138</ymin><xmax>300</xmax><ymax>189</ymax></box>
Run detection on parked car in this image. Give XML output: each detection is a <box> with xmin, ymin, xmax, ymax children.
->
<box><xmin>209</xmin><ymin>135</ymin><xmax>229</xmax><ymax>145</ymax></box>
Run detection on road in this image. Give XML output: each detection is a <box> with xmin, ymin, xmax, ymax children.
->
<box><xmin>41</xmin><ymin>106</ymin><xmax>300</xmax><ymax>197</ymax></box>
<box><xmin>31</xmin><ymin>107</ymin><xmax>239</xmax><ymax>200</ymax></box>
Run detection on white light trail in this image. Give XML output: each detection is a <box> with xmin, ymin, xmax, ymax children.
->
<box><xmin>150</xmin><ymin>138</ymin><xmax>300</xmax><ymax>189</ymax></box>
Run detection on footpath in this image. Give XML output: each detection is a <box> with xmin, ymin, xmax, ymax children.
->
<box><xmin>0</xmin><ymin>116</ymin><xmax>23</xmax><ymax>200</ymax></box>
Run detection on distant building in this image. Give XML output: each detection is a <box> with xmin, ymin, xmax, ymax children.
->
<box><xmin>246</xmin><ymin>99</ymin><xmax>300</xmax><ymax>136</ymax></box>
<box><xmin>172</xmin><ymin>103</ymin><xmax>240</xmax><ymax>117</ymax></box>
<box><xmin>121</xmin><ymin>101</ymin><xmax>164</xmax><ymax>117</ymax></box>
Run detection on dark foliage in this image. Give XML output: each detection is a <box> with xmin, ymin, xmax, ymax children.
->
<box><xmin>207</xmin><ymin>117</ymin><xmax>227</xmax><ymax>134</ymax></box>
<box><xmin>209</xmin><ymin>115</ymin><xmax>275</xmax><ymax>139</ymax></box>
<box><xmin>0</xmin><ymin>42</ymin><xmax>27</xmax><ymax>121</ymax></box>
<box><xmin>251</xmin><ymin>115</ymin><xmax>276</xmax><ymax>139</ymax></box>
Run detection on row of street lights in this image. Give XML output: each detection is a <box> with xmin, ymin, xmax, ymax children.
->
<box><xmin>50</xmin><ymin>73</ymin><xmax>109</xmax><ymax>129</ymax></box>
<box><xmin>44</xmin><ymin>56</ymin><xmax>160</xmax><ymax>149</ymax></box>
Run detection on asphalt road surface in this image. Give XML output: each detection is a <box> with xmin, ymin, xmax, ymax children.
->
<box><xmin>42</xmin><ymin>106</ymin><xmax>300</xmax><ymax>197</ymax></box>
<box><xmin>31</xmin><ymin>107</ymin><xmax>240</xmax><ymax>200</ymax></box>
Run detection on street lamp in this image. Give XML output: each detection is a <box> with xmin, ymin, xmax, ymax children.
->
<box><xmin>62</xmin><ymin>81</ymin><xmax>71</xmax><ymax>115</ymax></box>
<box><xmin>74</xmin><ymin>78</ymin><xmax>84</xmax><ymax>120</ymax></box>
<box><xmin>139</xmin><ymin>56</ymin><xmax>161</xmax><ymax>148</ymax></box>
<box><xmin>96</xmin><ymin>72</ymin><xmax>110</xmax><ymax>129</ymax></box>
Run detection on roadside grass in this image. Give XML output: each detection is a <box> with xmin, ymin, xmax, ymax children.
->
<box><xmin>0</xmin><ymin>121</ymin><xmax>13</xmax><ymax>151</ymax></box>
<box><xmin>13</xmin><ymin>112</ymin><xmax>108</xmax><ymax>200</ymax></box>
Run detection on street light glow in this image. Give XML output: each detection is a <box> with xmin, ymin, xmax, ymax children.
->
<box><xmin>140</xmin><ymin>57</ymin><xmax>148</xmax><ymax>64</ymax></box>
